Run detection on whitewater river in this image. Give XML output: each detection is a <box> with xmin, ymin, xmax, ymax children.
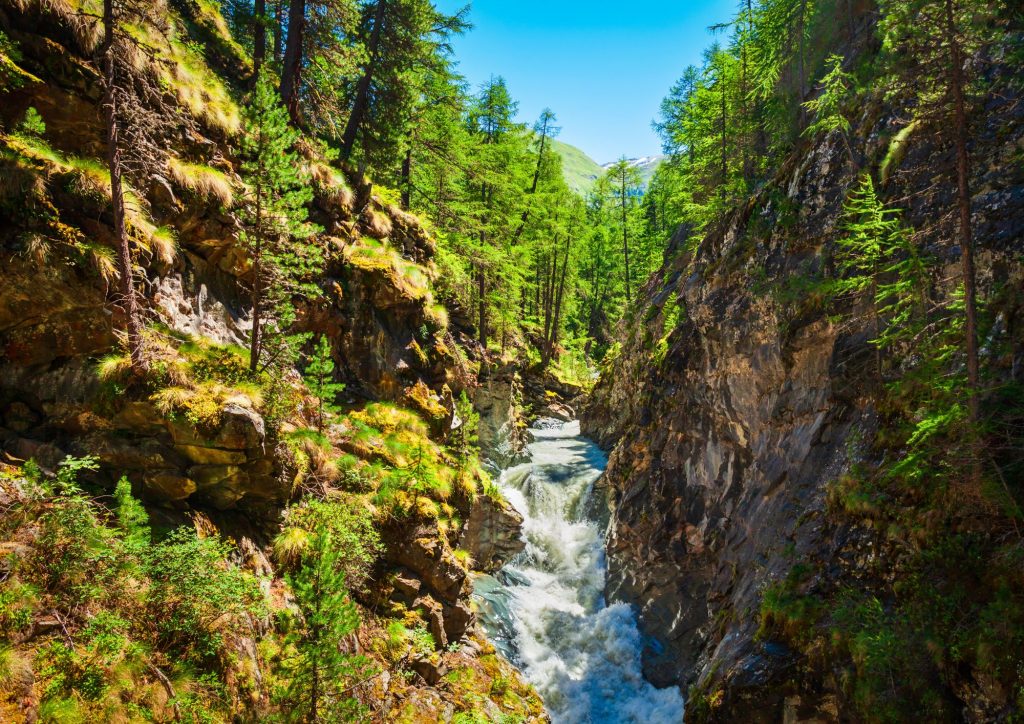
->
<box><xmin>474</xmin><ymin>419</ymin><xmax>685</xmax><ymax>723</ymax></box>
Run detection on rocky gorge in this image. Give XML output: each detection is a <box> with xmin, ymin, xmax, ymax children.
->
<box><xmin>1</xmin><ymin>0</ymin><xmax>1022</xmax><ymax>721</ymax></box>
<box><xmin>583</xmin><ymin>8</ymin><xmax>1024</xmax><ymax>722</ymax></box>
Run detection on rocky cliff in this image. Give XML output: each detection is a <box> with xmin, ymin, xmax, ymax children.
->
<box><xmin>0</xmin><ymin>1</ymin><xmax>539</xmax><ymax>720</ymax></box>
<box><xmin>584</xmin><ymin>13</ymin><xmax>1024</xmax><ymax>722</ymax></box>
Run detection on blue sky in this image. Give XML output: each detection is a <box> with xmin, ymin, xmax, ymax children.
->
<box><xmin>434</xmin><ymin>0</ymin><xmax>737</xmax><ymax>163</ymax></box>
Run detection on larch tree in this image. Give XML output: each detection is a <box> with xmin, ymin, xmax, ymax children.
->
<box><xmin>879</xmin><ymin>0</ymin><xmax>998</xmax><ymax>464</ymax></box>
<box><xmin>239</xmin><ymin>71</ymin><xmax>318</xmax><ymax>373</ymax></box>
<box><xmin>602</xmin><ymin>159</ymin><xmax>642</xmax><ymax>304</ymax></box>
<box><xmin>338</xmin><ymin>0</ymin><xmax>468</xmax><ymax>166</ymax></box>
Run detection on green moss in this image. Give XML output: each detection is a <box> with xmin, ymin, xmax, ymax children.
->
<box><xmin>756</xmin><ymin>564</ymin><xmax>822</xmax><ymax>644</ymax></box>
<box><xmin>880</xmin><ymin>120</ymin><xmax>919</xmax><ymax>184</ymax></box>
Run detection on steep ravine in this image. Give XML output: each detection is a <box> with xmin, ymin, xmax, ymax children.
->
<box><xmin>582</xmin><ymin>17</ymin><xmax>1024</xmax><ymax>724</ymax></box>
<box><xmin>0</xmin><ymin>2</ymin><xmax>546</xmax><ymax>718</ymax></box>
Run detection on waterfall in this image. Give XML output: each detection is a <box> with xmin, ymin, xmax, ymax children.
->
<box><xmin>474</xmin><ymin>419</ymin><xmax>685</xmax><ymax>723</ymax></box>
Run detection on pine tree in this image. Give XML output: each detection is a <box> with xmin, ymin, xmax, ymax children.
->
<box><xmin>239</xmin><ymin>70</ymin><xmax>319</xmax><ymax>373</ymax></box>
<box><xmin>602</xmin><ymin>159</ymin><xmax>642</xmax><ymax>304</ymax></box>
<box><xmin>303</xmin><ymin>336</ymin><xmax>345</xmax><ymax>432</ymax></box>
<box><xmin>281</xmin><ymin>529</ymin><xmax>372</xmax><ymax>722</ymax></box>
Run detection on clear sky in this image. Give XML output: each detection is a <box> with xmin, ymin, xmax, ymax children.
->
<box><xmin>434</xmin><ymin>0</ymin><xmax>737</xmax><ymax>164</ymax></box>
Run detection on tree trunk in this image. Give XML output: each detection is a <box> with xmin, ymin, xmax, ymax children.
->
<box><xmin>274</xmin><ymin>0</ymin><xmax>284</xmax><ymax>64</ymax></box>
<box><xmin>248</xmin><ymin>192</ymin><xmax>264</xmax><ymax>373</ymax></box>
<box><xmin>102</xmin><ymin>0</ymin><xmax>145</xmax><ymax>372</ymax></box>
<box><xmin>253</xmin><ymin>0</ymin><xmax>266</xmax><ymax>73</ymax></box>
<box><xmin>279</xmin><ymin>0</ymin><xmax>306</xmax><ymax>122</ymax></box>
<box><xmin>401</xmin><ymin>138</ymin><xmax>412</xmax><ymax>210</ymax></box>
<box><xmin>742</xmin><ymin>0</ymin><xmax>753</xmax><ymax>180</ymax></box>
<box><xmin>341</xmin><ymin>0</ymin><xmax>387</xmax><ymax>159</ymax></box>
<box><xmin>547</xmin><ymin>231</ymin><xmax>572</xmax><ymax>365</ymax></box>
<box><xmin>798</xmin><ymin>0</ymin><xmax>808</xmax><ymax>126</ymax></box>
<box><xmin>944</xmin><ymin>0</ymin><xmax>982</xmax><ymax>469</ymax></box>
<box><xmin>511</xmin><ymin>119</ymin><xmax>551</xmax><ymax>245</ymax></box>
<box><xmin>542</xmin><ymin>250</ymin><xmax>555</xmax><ymax>351</ymax></box>
<box><xmin>720</xmin><ymin>77</ymin><xmax>728</xmax><ymax>192</ymax></box>
<box><xmin>621</xmin><ymin>174</ymin><xmax>632</xmax><ymax>303</ymax></box>
<box><xmin>477</xmin><ymin>262</ymin><xmax>487</xmax><ymax>350</ymax></box>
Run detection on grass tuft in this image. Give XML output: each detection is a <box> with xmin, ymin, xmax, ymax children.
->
<box><xmin>167</xmin><ymin>157</ymin><xmax>234</xmax><ymax>206</ymax></box>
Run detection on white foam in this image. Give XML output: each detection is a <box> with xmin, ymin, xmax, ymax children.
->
<box><xmin>478</xmin><ymin>419</ymin><xmax>685</xmax><ymax>723</ymax></box>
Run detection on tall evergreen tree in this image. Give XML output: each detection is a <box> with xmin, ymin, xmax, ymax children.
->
<box><xmin>602</xmin><ymin>159</ymin><xmax>643</xmax><ymax>304</ymax></box>
<box><xmin>281</xmin><ymin>529</ymin><xmax>371</xmax><ymax>722</ymax></box>
<box><xmin>239</xmin><ymin>71</ymin><xmax>319</xmax><ymax>373</ymax></box>
<box><xmin>98</xmin><ymin>0</ymin><xmax>174</xmax><ymax>372</ymax></box>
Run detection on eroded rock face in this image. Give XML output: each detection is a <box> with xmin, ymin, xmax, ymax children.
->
<box><xmin>382</xmin><ymin>522</ymin><xmax>481</xmax><ymax>644</ymax></box>
<box><xmin>582</xmin><ymin>34</ymin><xmax>1024</xmax><ymax>721</ymax></box>
<box><xmin>474</xmin><ymin>372</ymin><xmax>529</xmax><ymax>470</ymax></box>
<box><xmin>459</xmin><ymin>494</ymin><xmax>525</xmax><ymax>573</ymax></box>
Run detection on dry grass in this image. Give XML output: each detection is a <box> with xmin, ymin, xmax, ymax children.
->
<box><xmin>311</xmin><ymin>162</ymin><xmax>355</xmax><ymax>213</ymax></box>
<box><xmin>167</xmin><ymin>156</ymin><xmax>234</xmax><ymax>206</ymax></box>
<box><xmin>272</xmin><ymin>526</ymin><xmax>309</xmax><ymax>567</ymax></box>
<box><xmin>425</xmin><ymin>303</ymin><xmax>449</xmax><ymax>330</ymax></box>
<box><xmin>4</xmin><ymin>0</ymin><xmax>103</xmax><ymax>53</ymax></box>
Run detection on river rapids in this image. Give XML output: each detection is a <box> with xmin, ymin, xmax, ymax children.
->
<box><xmin>474</xmin><ymin>419</ymin><xmax>685</xmax><ymax>723</ymax></box>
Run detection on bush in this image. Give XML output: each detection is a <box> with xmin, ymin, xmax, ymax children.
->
<box><xmin>273</xmin><ymin>496</ymin><xmax>381</xmax><ymax>590</ymax></box>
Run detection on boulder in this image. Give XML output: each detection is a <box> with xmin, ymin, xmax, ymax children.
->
<box><xmin>459</xmin><ymin>494</ymin><xmax>525</xmax><ymax>573</ymax></box>
<box><xmin>388</xmin><ymin>527</ymin><xmax>467</xmax><ymax>605</ymax></box>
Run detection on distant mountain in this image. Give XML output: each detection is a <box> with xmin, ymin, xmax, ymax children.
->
<box><xmin>551</xmin><ymin>140</ymin><xmax>666</xmax><ymax>195</ymax></box>
<box><xmin>551</xmin><ymin>139</ymin><xmax>604</xmax><ymax>195</ymax></box>
<box><xmin>601</xmin><ymin>155</ymin><xmax>665</xmax><ymax>190</ymax></box>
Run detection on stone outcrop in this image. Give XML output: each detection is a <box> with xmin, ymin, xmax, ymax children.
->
<box><xmin>459</xmin><ymin>493</ymin><xmax>525</xmax><ymax>573</ymax></box>
<box><xmin>381</xmin><ymin>522</ymin><xmax>479</xmax><ymax>646</ymax></box>
<box><xmin>583</xmin><ymin>22</ymin><xmax>1024</xmax><ymax>721</ymax></box>
<box><xmin>474</xmin><ymin>370</ymin><xmax>529</xmax><ymax>470</ymax></box>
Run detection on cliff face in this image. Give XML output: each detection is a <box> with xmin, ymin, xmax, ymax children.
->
<box><xmin>0</xmin><ymin>3</ymin><xmax>540</xmax><ymax>720</ymax></box>
<box><xmin>583</xmin><ymin>25</ymin><xmax>1024</xmax><ymax>722</ymax></box>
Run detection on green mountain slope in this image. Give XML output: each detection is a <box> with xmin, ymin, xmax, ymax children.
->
<box><xmin>551</xmin><ymin>139</ymin><xmax>604</xmax><ymax>194</ymax></box>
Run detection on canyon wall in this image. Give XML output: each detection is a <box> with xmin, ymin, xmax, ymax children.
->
<box><xmin>584</xmin><ymin>22</ymin><xmax>1024</xmax><ymax>721</ymax></box>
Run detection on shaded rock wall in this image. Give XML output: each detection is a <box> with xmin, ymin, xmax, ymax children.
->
<box><xmin>582</xmin><ymin>32</ymin><xmax>1024</xmax><ymax>721</ymax></box>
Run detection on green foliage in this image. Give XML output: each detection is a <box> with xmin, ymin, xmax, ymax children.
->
<box><xmin>303</xmin><ymin>335</ymin><xmax>345</xmax><ymax>432</ymax></box>
<box><xmin>408</xmin><ymin>624</ymin><xmax>435</xmax><ymax>657</ymax></box>
<box><xmin>17</xmin><ymin>107</ymin><xmax>46</xmax><ymax>138</ymax></box>
<box><xmin>274</xmin><ymin>497</ymin><xmax>381</xmax><ymax>589</ymax></box>
<box><xmin>113</xmin><ymin>476</ymin><xmax>150</xmax><ymax>552</ymax></box>
<box><xmin>0</xmin><ymin>457</ymin><xmax>265</xmax><ymax>720</ymax></box>
<box><xmin>802</xmin><ymin>54</ymin><xmax>854</xmax><ymax>139</ymax></box>
<box><xmin>653</xmin><ymin>294</ymin><xmax>683</xmax><ymax>365</ymax></box>
<box><xmin>832</xmin><ymin>173</ymin><xmax>929</xmax><ymax>354</ymax></box>
<box><xmin>239</xmin><ymin>70</ymin><xmax>320</xmax><ymax>374</ymax></box>
<box><xmin>0</xmin><ymin>30</ymin><xmax>38</xmax><ymax>92</ymax></box>
<box><xmin>148</xmin><ymin>528</ymin><xmax>266</xmax><ymax>663</ymax></box>
<box><xmin>450</xmin><ymin>392</ymin><xmax>480</xmax><ymax>464</ymax></box>
<box><xmin>277</xmin><ymin>528</ymin><xmax>373</xmax><ymax>722</ymax></box>
<box><xmin>756</xmin><ymin>564</ymin><xmax>821</xmax><ymax>644</ymax></box>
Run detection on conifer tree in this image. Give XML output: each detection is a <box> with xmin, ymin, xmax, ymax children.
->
<box><xmin>98</xmin><ymin>0</ymin><xmax>174</xmax><ymax>372</ymax></box>
<box><xmin>239</xmin><ymin>70</ymin><xmax>319</xmax><ymax>373</ymax></box>
<box><xmin>833</xmin><ymin>174</ymin><xmax>928</xmax><ymax>372</ymax></box>
<box><xmin>602</xmin><ymin>159</ymin><xmax>642</xmax><ymax>303</ymax></box>
<box><xmin>303</xmin><ymin>336</ymin><xmax>345</xmax><ymax>432</ymax></box>
<box><xmin>281</xmin><ymin>529</ymin><xmax>372</xmax><ymax>722</ymax></box>
<box><xmin>338</xmin><ymin>0</ymin><xmax>468</xmax><ymax>165</ymax></box>
<box><xmin>879</xmin><ymin>0</ymin><xmax>999</xmax><ymax>467</ymax></box>
<box><xmin>802</xmin><ymin>54</ymin><xmax>854</xmax><ymax>142</ymax></box>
